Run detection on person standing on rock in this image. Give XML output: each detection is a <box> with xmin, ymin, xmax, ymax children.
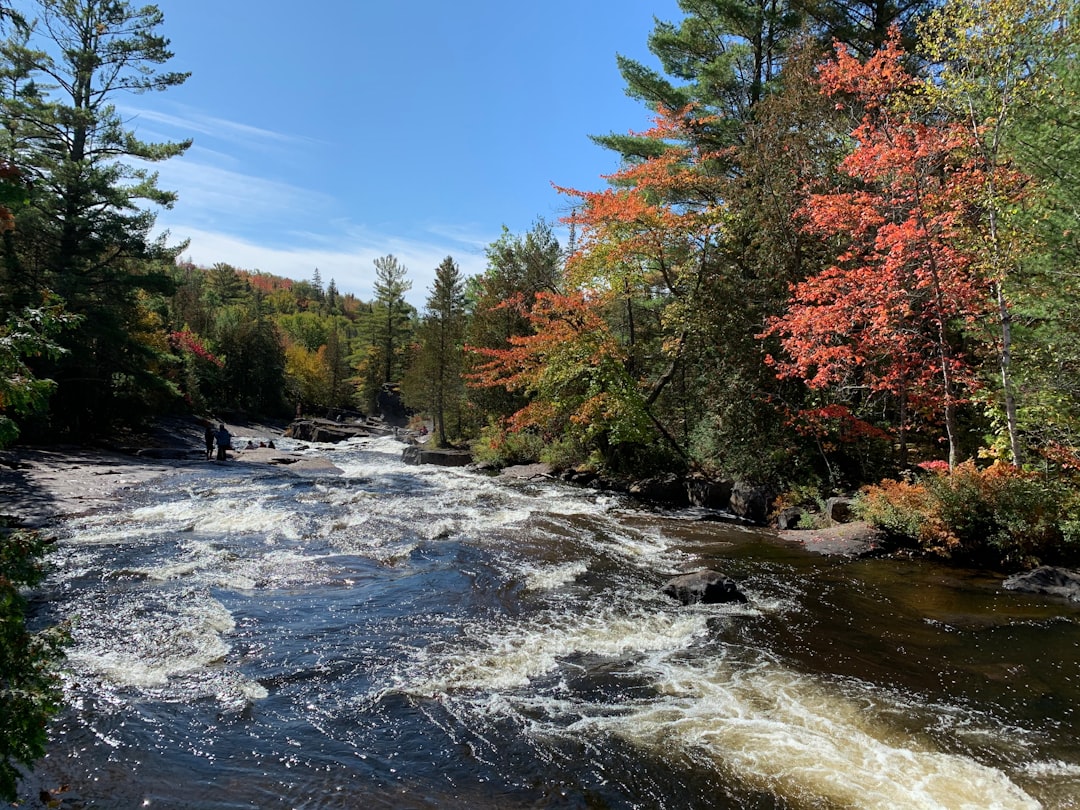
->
<box><xmin>215</xmin><ymin>424</ymin><xmax>232</xmax><ymax>461</ymax></box>
<box><xmin>203</xmin><ymin>423</ymin><xmax>215</xmax><ymax>460</ymax></box>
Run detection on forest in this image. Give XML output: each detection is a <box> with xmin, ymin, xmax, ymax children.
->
<box><xmin>0</xmin><ymin>0</ymin><xmax>1079</xmax><ymax>569</ymax></box>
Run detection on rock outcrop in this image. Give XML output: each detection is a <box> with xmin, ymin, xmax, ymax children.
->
<box><xmin>1003</xmin><ymin>566</ymin><xmax>1080</xmax><ymax>602</ymax></box>
<box><xmin>284</xmin><ymin>418</ymin><xmax>394</xmax><ymax>444</ymax></box>
<box><xmin>661</xmin><ymin>570</ymin><xmax>748</xmax><ymax>605</ymax></box>
<box><xmin>629</xmin><ymin>475</ymin><xmax>689</xmax><ymax>506</ymax></box>
<box><xmin>401</xmin><ymin>445</ymin><xmax>472</xmax><ymax>467</ymax></box>
<box><xmin>729</xmin><ymin>481</ymin><xmax>771</xmax><ymax>524</ymax></box>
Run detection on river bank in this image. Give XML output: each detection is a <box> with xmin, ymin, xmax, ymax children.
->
<box><xmin>0</xmin><ymin>417</ymin><xmax>337</xmax><ymax>528</ymax></box>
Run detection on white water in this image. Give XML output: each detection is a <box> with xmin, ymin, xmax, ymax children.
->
<box><xmin>26</xmin><ymin>436</ymin><xmax>1079</xmax><ymax>808</ymax></box>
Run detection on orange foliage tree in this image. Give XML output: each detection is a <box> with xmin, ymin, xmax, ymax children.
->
<box><xmin>552</xmin><ymin>107</ymin><xmax>729</xmax><ymax>464</ymax></box>
<box><xmin>467</xmin><ymin>290</ymin><xmax>652</xmax><ymax>465</ymax></box>
<box><xmin>469</xmin><ymin>107</ymin><xmax>732</xmax><ymax>470</ymax></box>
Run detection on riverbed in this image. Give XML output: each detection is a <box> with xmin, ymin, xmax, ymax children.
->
<box><xmin>14</xmin><ymin>435</ymin><xmax>1080</xmax><ymax>808</ymax></box>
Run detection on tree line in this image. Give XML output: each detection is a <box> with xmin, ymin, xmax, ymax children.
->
<box><xmin>0</xmin><ymin>0</ymin><xmax>1078</xmax><ymax>542</ymax></box>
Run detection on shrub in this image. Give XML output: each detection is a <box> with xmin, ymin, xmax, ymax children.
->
<box><xmin>0</xmin><ymin>527</ymin><xmax>67</xmax><ymax>803</ymax></box>
<box><xmin>855</xmin><ymin>461</ymin><xmax>1070</xmax><ymax>567</ymax></box>
<box><xmin>856</xmin><ymin>478</ymin><xmax>940</xmax><ymax>547</ymax></box>
<box><xmin>469</xmin><ymin>421</ymin><xmax>549</xmax><ymax>467</ymax></box>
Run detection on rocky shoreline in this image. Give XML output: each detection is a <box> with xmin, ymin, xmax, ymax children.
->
<box><xmin>494</xmin><ymin>461</ymin><xmax>882</xmax><ymax>557</ymax></box>
<box><xmin>0</xmin><ymin>416</ymin><xmax>333</xmax><ymax>528</ymax></box>
<box><xmin>0</xmin><ymin>419</ymin><xmax>1062</xmax><ymax>578</ymax></box>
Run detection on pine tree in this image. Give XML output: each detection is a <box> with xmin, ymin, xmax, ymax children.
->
<box><xmin>406</xmin><ymin>256</ymin><xmax>466</xmax><ymax>445</ymax></box>
<box><xmin>0</xmin><ymin>0</ymin><xmax>190</xmax><ymax>431</ymax></box>
<box><xmin>465</xmin><ymin>220</ymin><xmax>562</xmax><ymax>421</ymax></box>
<box><xmin>370</xmin><ymin>254</ymin><xmax>414</xmax><ymax>385</ymax></box>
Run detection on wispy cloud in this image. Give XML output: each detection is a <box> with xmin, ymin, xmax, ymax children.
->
<box><xmin>118</xmin><ymin>101</ymin><xmax>320</xmax><ymax>149</ymax></box>
<box><xmin>127</xmin><ymin>101</ymin><xmax>499</xmax><ymax>307</ymax></box>
<box><xmin>152</xmin><ymin>156</ymin><xmax>336</xmax><ymax>231</ymax></box>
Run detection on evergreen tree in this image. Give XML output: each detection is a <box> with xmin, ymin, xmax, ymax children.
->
<box><xmin>466</xmin><ymin>220</ymin><xmax>562</xmax><ymax>421</ymax></box>
<box><xmin>213</xmin><ymin>292</ymin><xmax>286</xmax><ymax>416</ymax></box>
<box><xmin>794</xmin><ymin>0</ymin><xmax>940</xmax><ymax>55</ymax></box>
<box><xmin>325</xmin><ymin>277</ymin><xmax>340</xmax><ymax>313</ymax></box>
<box><xmin>370</xmin><ymin>254</ymin><xmax>413</xmax><ymax>385</ymax></box>
<box><xmin>322</xmin><ymin>317</ymin><xmax>353</xmax><ymax>408</ymax></box>
<box><xmin>0</xmin><ymin>0</ymin><xmax>190</xmax><ymax>432</ymax></box>
<box><xmin>597</xmin><ymin>0</ymin><xmax>803</xmax><ymax>161</ymax></box>
<box><xmin>405</xmin><ymin>256</ymin><xmax>466</xmax><ymax>445</ymax></box>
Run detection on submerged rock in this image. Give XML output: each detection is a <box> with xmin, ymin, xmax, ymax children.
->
<box><xmin>661</xmin><ymin>570</ymin><xmax>747</xmax><ymax>605</ymax></box>
<box><xmin>1003</xmin><ymin>566</ymin><xmax>1080</xmax><ymax>603</ymax></box>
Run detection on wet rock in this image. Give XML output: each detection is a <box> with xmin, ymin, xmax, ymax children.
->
<box><xmin>686</xmin><ymin>478</ymin><xmax>733</xmax><ymax>509</ymax></box>
<box><xmin>401</xmin><ymin>445</ymin><xmax>472</xmax><ymax>467</ymax></box>
<box><xmin>134</xmin><ymin>447</ymin><xmax>201</xmax><ymax>460</ymax></box>
<box><xmin>661</xmin><ymin>570</ymin><xmax>747</xmax><ymax>605</ymax></box>
<box><xmin>562</xmin><ymin>469</ymin><xmax>599</xmax><ymax>487</ymax></box>
<box><xmin>1003</xmin><ymin>566</ymin><xmax>1080</xmax><ymax>603</ymax></box>
<box><xmin>729</xmin><ymin>481</ymin><xmax>771</xmax><ymax>524</ymax></box>
<box><xmin>500</xmin><ymin>463</ymin><xmax>554</xmax><ymax>480</ymax></box>
<box><xmin>629</xmin><ymin>474</ymin><xmax>689</xmax><ymax>506</ymax></box>
<box><xmin>285</xmin><ymin>418</ymin><xmax>392</xmax><ymax>444</ymax></box>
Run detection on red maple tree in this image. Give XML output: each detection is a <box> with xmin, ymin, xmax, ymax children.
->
<box><xmin>762</xmin><ymin>32</ymin><xmax>996</xmax><ymax>469</ymax></box>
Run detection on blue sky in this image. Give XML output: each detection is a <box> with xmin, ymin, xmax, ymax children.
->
<box><xmin>119</xmin><ymin>1</ymin><xmax>684</xmax><ymax>307</ymax></box>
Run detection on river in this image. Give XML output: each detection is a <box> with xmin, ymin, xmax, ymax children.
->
<box><xmin>17</xmin><ymin>435</ymin><xmax>1080</xmax><ymax>808</ymax></box>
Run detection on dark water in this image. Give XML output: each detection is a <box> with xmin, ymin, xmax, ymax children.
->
<box><xmin>15</xmin><ymin>436</ymin><xmax>1080</xmax><ymax>808</ymax></box>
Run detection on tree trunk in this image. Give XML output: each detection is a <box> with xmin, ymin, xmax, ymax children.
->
<box><xmin>995</xmin><ymin>281</ymin><xmax>1023</xmax><ymax>466</ymax></box>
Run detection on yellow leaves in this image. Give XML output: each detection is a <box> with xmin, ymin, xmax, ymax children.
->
<box><xmin>285</xmin><ymin>343</ymin><xmax>336</xmax><ymax>407</ymax></box>
<box><xmin>918</xmin><ymin>0</ymin><xmax>1066</xmax><ymax>124</ymax></box>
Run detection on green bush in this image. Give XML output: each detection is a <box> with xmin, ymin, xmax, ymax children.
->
<box><xmin>470</xmin><ymin>421</ymin><xmax>549</xmax><ymax>467</ymax></box>
<box><xmin>855</xmin><ymin>461</ymin><xmax>1072</xmax><ymax>567</ymax></box>
<box><xmin>0</xmin><ymin>527</ymin><xmax>67</xmax><ymax>803</ymax></box>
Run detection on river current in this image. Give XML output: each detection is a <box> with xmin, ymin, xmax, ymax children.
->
<box><xmin>17</xmin><ymin>435</ymin><xmax>1080</xmax><ymax>808</ymax></box>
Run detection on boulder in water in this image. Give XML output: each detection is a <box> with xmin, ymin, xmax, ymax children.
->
<box><xmin>661</xmin><ymin>570</ymin><xmax>747</xmax><ymax>605</ymax></box>
<box><xmin>729</xmin><ymin>481</ymin><xmax>772</xmax><ymax>524</ymax></box>
<box><xmin>401</xmin><ymin>445</ymin><xmax>472</xmax><ymax>467</ymax></box>
<box><xmin>686</xmin><ymin>477</ymin><xmax>733</xmax><ymax>509</ymax></box>
<box><xmin>1003</xmin><ymin>566</ymin><xmax>1080</xmax><ymax>602</ymax></box>
<box><xmin>629</xmin><ymin>474</ymin><xmax>689</xmax><ymax>506</ymax></box>
<box><xmin>285</xmin><ymin>418</ymin><xmax>392</xmax><ymax>443</ymax></box>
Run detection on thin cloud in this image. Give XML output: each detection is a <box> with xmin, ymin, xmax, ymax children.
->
<box><xmin>118</xmin><ymin>101</ymin><xmax>319</xmax><ymax>149</ymax></box>
<box><xmin>152</xmin><ymin>157</ymin><xmax>337</xmax><ymax>231</ymax></box>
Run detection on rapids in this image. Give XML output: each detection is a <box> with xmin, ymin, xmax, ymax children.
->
<box><xmin>17</xmin><ymin>436</ymin><xmax>1080</xmax><ymax>808</ymax></box>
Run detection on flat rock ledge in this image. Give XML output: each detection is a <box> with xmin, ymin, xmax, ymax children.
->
<box><xmin>285</xmin><ymin>418</ymin><xmax>395</xmax><ymax>444</ymax></box>
<box><xmin>776</xmin><ymin>521</ymin><xmax>884</xmax><ymax>558</ymax></box>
